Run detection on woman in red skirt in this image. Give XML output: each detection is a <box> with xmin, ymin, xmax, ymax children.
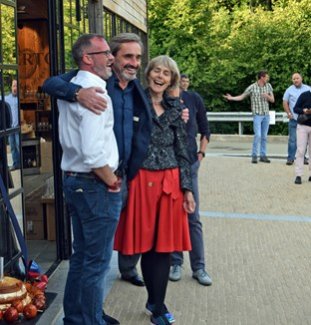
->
<box><xmin>114</xmin><ymin>55</ymin><xmax>195</xmax><ymax>325</ymax></box>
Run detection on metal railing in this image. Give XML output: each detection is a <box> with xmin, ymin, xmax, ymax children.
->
<box><xmin>207</xmin><ymin>111</ymin><xmax>289</xmax><ymax>135</ymax></box>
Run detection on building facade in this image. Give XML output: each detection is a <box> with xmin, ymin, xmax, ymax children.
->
<box><xmin>0</xmin><ymin>0</ymin><xmax>148</xmax><ymax>276</ymax></box>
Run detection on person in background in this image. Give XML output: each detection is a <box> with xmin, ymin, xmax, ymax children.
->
<box><xmin>223</xmin><ymin>71</ymin><xmax>274</xmax><ymax>164</ymax></box>
<box><xmin>58</xmin><ymin>34</ymin><xmax>122</xmax><ymax>325</ymax></box>
<box><xmin>293</xmin><ymin>90</ymin><xmax>311</xmax><ymax>184</ymax></box>
<box><xmin>283</xmin><ymin>72</ymin><xmax>310</xmax><ymax>165</ymax></box>
<box><xmin>114</xmin><ymin>55</ymin><xmax>195</xmax><ymax>325</ymax></box>
<box><xmin>169</xmin><ymin>74</ymin><xmax>212</xmax><ymax>286</ymax></box>
<box><xmin>5</xmin><ymin>80</ymin><xmax>20</xmax><ymax>170</ymax></box>
<box><xmin>0</xmin><ymin>100</ymin><xmax>14</xmax><ymax>188</ymax></box>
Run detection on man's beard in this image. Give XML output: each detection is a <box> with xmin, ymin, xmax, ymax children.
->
<box><xmin>115</xmin><ymin>64</ymin><xmax>138</xmax><ymax>82</ymax></box>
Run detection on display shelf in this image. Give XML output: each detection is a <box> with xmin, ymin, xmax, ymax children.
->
<box><xmin>21</xmin><ymin>138</ymin><xmax>41</xmax><ymax>175</ymax></box>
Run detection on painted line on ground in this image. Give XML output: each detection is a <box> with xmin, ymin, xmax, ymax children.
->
<box><xmin>200</xmin><ymin>210</ymin><xmax>311</xmax><ymax>223</ymax></box>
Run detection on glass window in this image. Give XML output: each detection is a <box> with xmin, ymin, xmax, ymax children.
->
<box><xmin>1</xmin><ymin>4</ymin><xmax>16</xmax><ymax>65</ymax></box>
<box><xmin>104</xmin><ymin>10</ymin><xmax>113</xmax><ymax>40</ymax></box>
<box><xmin>115</xmin><ymin>16</ymin><xmax>121</xmax><ymax>34</ymax></box>
<box><xmin>0</xmin><ymin>3</ymin><xmax>23</xmax><ymax>238</ymax></box>
<box><xmin>1</xmin><ymin>70</ymin><xmax>19</xmax><ymax>129</ymax></box>
<box><xmin>63</xmin><ymin>0</ymin><xmax>89</xmax><ymax>71</ymax></box>
<box><xmin>81</xmin><ymin>0</ymin><xmax>89</xmax><ymax>33</ymax></box>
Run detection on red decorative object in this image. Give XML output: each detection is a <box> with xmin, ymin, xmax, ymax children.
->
<box><xmin>4</xmin><ymin>307</ymin><xmax>19</xmax><ymax>323</ymax></box>
<box><xmin>11</xmin><ymin>300</ymin><xmax>24</xmax><ymax>313</ymax></box>
<box><xmin>23</xmin><ymin>303</ymin><xmax>38</xmax><ymax>319</ymax></box>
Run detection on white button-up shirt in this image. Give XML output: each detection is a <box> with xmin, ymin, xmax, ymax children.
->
<box><xmin>58</xmin><ymin>70</ymin><xmax>118</xmax><ymax>173</ymax></box>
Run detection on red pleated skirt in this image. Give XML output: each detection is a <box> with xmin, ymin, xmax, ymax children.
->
<box><xmin>114</xmin><ymin>168</ymin><xmax>192</xmax><ymax>254</ymax></box>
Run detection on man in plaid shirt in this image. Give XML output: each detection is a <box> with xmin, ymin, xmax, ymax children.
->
<box><xmin>224</xmin><ymin>71</ymin><xmax>275</xmax><ymax>163</ymax></box>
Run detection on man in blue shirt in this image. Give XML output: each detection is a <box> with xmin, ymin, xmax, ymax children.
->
<box><xmin>169</xmin><ymin>74</ymin><xmax>212</xmax><ymax>286</ymax></box>
<box><xmin>283</xmin><ymin>72</ymin><xmax>310</xmax><ymax>165</ymax></box>
<box><xmin>5</xmin><ymin>80</ymin><xmax>20</xmax><ymax>170</ymax></box>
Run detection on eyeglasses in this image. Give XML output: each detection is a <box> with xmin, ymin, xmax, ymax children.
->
<box><xmin>86</xmin><ymin>50</ymin><xmax>112</xmax><ymax>57</ymax></box>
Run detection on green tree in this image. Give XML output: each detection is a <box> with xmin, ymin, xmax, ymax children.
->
<box><xmin>149</xmin><ymin>0</ymin><xmax>311</xmax><ymax>109</ymax></box>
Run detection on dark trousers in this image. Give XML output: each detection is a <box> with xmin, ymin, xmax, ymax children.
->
<box><xmin>118</xmin><ymin>253</ymin><xmax>141</xmax><ymax>277</ymax></box>
<box><xmin>171</xmin><ymin>160</ymin><xmax>205</xmax><ymax>271</ymax></box>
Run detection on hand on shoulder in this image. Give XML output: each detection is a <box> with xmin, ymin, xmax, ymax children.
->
<box><xmin>77</xmin><ymin>87</ymin><xmax>108</xmax><ymax>114</ymax></box>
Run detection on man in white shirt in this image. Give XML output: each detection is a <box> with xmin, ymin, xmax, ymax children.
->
<box><xmin>58</xmin><ymin>34</ymin><xmax>122</xmax><ymax>325</ymax></box>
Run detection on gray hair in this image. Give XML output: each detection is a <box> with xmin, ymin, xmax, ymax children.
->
<box><xmin>145</xmin><ymin>55</ymin><xmax>180</xmax><ymax>90</ymax></box>
<box><xmin>72</xmin><ymin>34</ymin><xmax>106</xmax><ymax>66</ymax></box>
<box><xmin>109</xmin><ymin>33</ymin><xmax>143</xmax><ymax>56</ymax></box>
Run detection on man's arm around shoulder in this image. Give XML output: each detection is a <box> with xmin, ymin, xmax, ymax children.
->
<box><xmin>42</xmin><ymin>70</ymin><xmax>79</xmax><ymax>101</ymax></box>
<box><xmin>43</xmin><ymin>70</ymin><xmax>108</xmax><ymax>114</ymax></box>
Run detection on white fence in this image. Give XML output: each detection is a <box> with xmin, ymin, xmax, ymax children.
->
<box><xmin>207</xmin><ymin>111</ymin><xmax>289</xmax><ymax>135</ymax></box>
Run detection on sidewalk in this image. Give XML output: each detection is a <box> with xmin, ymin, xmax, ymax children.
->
<box><xmin>39</xmin><ymin>135</ymin><xmax>311</xmax><ymax>325</ymax></box>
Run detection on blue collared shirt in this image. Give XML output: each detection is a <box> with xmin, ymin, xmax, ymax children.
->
<box><xmin>283</xmin><ymin>83</ymin><xmax>311</xmax><ymax>120</ymax></box>
<box><xmin>109</xmin><ymin>75</ymin><xmax>134</xmax><ymax>169</ymax></box>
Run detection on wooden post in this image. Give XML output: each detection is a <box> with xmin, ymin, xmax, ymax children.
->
<box><xmin>88</xmin><ymin>0</ymin><xmax>103</xmax><ymax>34</ymax></box>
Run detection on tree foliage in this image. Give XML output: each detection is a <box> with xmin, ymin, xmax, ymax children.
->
<box><xmin>149</xmin><ymin>0</ymin><xmax>311</xmax><ymax>134</ymax></box>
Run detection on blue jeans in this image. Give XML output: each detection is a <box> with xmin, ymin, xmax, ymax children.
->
<box><xmin>8</xmin><ymin>133</ymin><xmax>20</xmax><ymax>168</ymax></box>
<box><xmin>252</xmin><ymin>114</ymin><xmax>270</xmax><ymax>157</ymax></box>
<box><xmin>288</xmin><ymin>119</ymin><xmax>298</xmax><ymax>161</ymax></box>
<box><xmin>63</xmin><ymin>174</ymin><xmax>122</xmax><ymax>325</ymax></box>
<box><xmin>171</xmin><ymin>160</ymin><xmax>205</xmax><ymax>271</ymax></box>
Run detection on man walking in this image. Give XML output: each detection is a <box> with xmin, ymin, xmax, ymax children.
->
<box><xmin>283</xmin><ymin>72</ymin><xmax>310</xmax><ymax>165</ymax></box>
<box><xmin>223</xmin><ymin>71</ymin><xmax>274</xmax><ymax>163</ymax></box>
<box><xmin>58</xmin><ymin>34</ymin><xmax>122</xmax><ymax>325</ymax></box>
<box><xmin>169</xmin><ymin>74</ymin><xmax>212</xmax><ymax>286</ymax></box>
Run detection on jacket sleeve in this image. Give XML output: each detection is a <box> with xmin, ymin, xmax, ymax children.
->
<box><xmin>294</xmin><ymin>92</ymin><xmax>308</xmax><ymax>114</ymax></box>
<box><xmin>194</xmin><ymin>92</ymin><xmax>211</xmax><ymax>141</ymax></box>
<box><xmin>174</xmin><ymin>117</ymin><xmax>193</xmax><ymax>192</ymax></box>
<box><xmin>42</xmin><ymin>70</ymin><xmax>79</xmax><ymax>102</ymax></box>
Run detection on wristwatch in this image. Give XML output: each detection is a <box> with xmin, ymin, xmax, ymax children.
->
<box><xmin>198</xmin><ymin>151</ymin><xmax>205</xmax><ymax>158</ymax></box>
<box><xmin>73</xmin><ymin>86</ymin><xmax>82</xmax><ymax>102</ymax></box>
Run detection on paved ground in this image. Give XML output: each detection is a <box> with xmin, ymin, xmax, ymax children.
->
<box><xmin>40</xmin><ymin>135</ymin><xmax>311</xmax><ymax>325</ymax></box>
